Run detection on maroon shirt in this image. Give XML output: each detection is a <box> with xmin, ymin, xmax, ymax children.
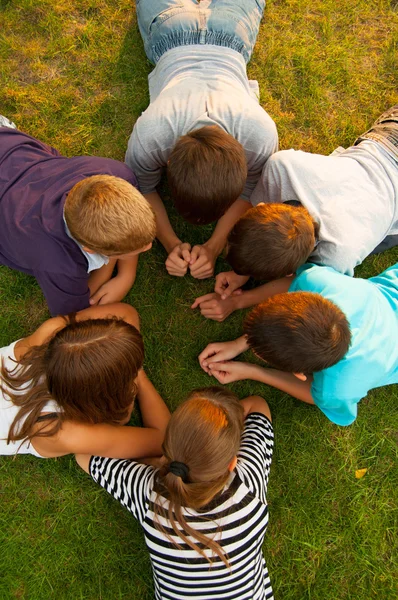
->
<box><xmin>0</xmin><ymin>127</ymin><xmax>138</xmax><ymax>315</ymax></box>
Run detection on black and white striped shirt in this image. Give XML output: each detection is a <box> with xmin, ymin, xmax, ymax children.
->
<box><xmin>90</xmin><ymin>413</ymin><xmax>274</xmax><ymax>600</ymax></box>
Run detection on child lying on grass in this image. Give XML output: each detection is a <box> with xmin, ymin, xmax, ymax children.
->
<box><xmin>199</xmin><ymin>263</ymin><xmax>398</xmax><ymax>426</ymax></box>
<box><xmin>77</xmin><ymin>387</ymin><xmax>274</xmax><ymax>600</ymax></box>
<box><xmin>0</xmin><ymin>303</ymin><xmax>170</xmax><ymax>458</ymax></box>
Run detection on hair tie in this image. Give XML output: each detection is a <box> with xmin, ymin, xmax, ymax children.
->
<box><xmin>169</xmin><ymin>461</ymin><xmax>189</xmax><ymax>482</ymax></box>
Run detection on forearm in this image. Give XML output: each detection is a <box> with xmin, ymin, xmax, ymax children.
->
<box><xmin>144</xmin><ymin>191</ymin><xmax>180</xmax><ymax>253</ymax></box>
<box><xmin>250</xmin><ymin>365</ymin><xmax>314</xmax><ymax>404</ymax></box>
<box><xmin>205</xmin><ymin>198</ymin><xmax>250</xmax><ymax>256</ymax></box>
<box><xmin>136</xmin><ymin>371</ymin><xmax>171</xmax><ymax>434</ymax></box>
<box><xmin>234</xmin><ymin>277</ymin><xmax>295</xmax><ymax>311</ymax></box>
<box><xmin>88</xmin><ymin>259</ymin><xmax>117</xmax><ymax>296</ymax></box>
<box><xmin>116</xmin><ymin>255</ymin><xmax>138</xmax><ymax>289</ymax></box>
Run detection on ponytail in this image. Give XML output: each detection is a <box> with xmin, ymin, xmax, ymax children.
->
<box><xmin>154</xmin><ymin>387</ymin><xmax>244</xmax><ymax>568</ymax></box>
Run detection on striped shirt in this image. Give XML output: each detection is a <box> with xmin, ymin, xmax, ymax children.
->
<box><xmin>90</xmin><ymin>413</ymin><xmax>274</xmax><ymax>600</ymax></box>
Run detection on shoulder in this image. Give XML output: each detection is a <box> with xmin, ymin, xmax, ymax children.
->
<box><xmin>73</xmin><ymin>156</ymin><xmax>138</xmax><ymax>187</ymax></box>
<box><xmin>289</xmin><ymin>263</ymin><xmax>341</xmax><ymax>293</ymax></box>
<box><xmin>16</xmin><ymin>316</ymin><xmax>66</xmax><ymax>359</ymax></box>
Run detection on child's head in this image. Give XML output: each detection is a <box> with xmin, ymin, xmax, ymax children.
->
<box><xmin>64</xmin><ymin>175</ymin><xmax>156</xmax><ymax>256</ymax></box>
<box><xmin>155</xmin><ymin>386</ymin><xmax>244</xmax><ymax>566</ymax></box>
<box><xmin>244</xmin><ymin>292</ymin><xmax>351</xmax><ymax>375</ymax></box>
<box><xmin>167</xmin><ymin>126</ymin><xmax>247</xmax><ymax>225</ymax></box>
<box><xmin>4</xmin><ymin>318</ymin><xmax>144</xmax><ymax>445</ymax></box>
<box><xmin>226</xmin><ymin>203</ymin><xmax>317</xmax><ymax>280</ymax></box>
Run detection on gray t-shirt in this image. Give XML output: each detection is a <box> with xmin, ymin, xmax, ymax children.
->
<box><xmin>250</xmin><ymin>140</ymin><xmax>398</xmax><ymax>275</ymax></box>
<box><xmin>126</xmin><ymin>45</ymin><xmax>278</xmax><ymax>200</ymax></box>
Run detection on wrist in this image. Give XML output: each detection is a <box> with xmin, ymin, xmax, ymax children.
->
<box><xmin>164</xmin><ymin>237</ymin><xmax>182</xmax><ymax>255</ymax></box>
<box><xmin>203</xmin><ymin>237</ymin><xmax>224</xmax><ymax>257</ymax></box>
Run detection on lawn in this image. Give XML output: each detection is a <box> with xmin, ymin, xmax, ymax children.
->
<box><xmin>0</xmin><ymin>1</ymin><xmax>397</xmax><ymax>599</ymax></box>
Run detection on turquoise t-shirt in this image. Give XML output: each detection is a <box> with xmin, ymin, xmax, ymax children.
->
<box><xmin>289</xmin><ymin>263</ymin><xmax>398</xmax><ymax>425</ymax></box>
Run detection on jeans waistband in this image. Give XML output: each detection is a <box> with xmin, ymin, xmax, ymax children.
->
<box><xmin>151</xmin><ymin>31</ymin><xmax>247</xmax><ymax>63</ymax></box>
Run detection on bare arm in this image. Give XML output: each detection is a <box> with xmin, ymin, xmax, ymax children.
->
<box><xmin>240</xmin><ymin>396</ymin><xmax>272</xmax><ymax>421</ymax></box>
<box><xmin>144</xmin><ymin>191</ymin><xmax>180</xmax><ymax>253</ymax></box>
<box><xmin>189</xmin><ymin>199</ymin><xmax>251</xmax><ymax>280</ymax></box>
<box><xmin>88</xmin><ymin>259</ymin><xmax>117</xmax><ymax>296</ymax></box>
<box><xmin>135</xmin><ymin>370</ymin><xmax>171</xmax><ymax>433</ymax></box>
<box><xmin>192</xmin><ymin>276</ymin><xmax>294</xmax><ymax>322</ymax></box>
<box><xmin>204</xmin><ymin>198</ymin><xmax>250</xmax><ymax>257</ymax></box>
<box><xmin>208</xmin><ymin>361</ymin><xmax>314</xmax><ymax>405</ymax></box>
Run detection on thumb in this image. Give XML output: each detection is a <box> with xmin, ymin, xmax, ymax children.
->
<box><xmin>232</xmin><ymin>289</ymin><xmax>243</xmax><ymax>296</ymax></box>
<box><xmin>89</xmin><ymin>290</ymin><xmax>102</xmax><ymax>305</ymax></box>
<box><xmin>190</xmin><ymin>246</ymin><xmax>201</xmax><ymax>265</ymax></box>
<box><xmin>181</xmin><ymin>245</ymin><xmax>191</xmax><ymax>262</ymax></box>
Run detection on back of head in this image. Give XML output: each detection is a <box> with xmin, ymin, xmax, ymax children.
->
<box><xmin>65</xmin><ymin>175</ymin><xmax>156</xmax><ymax>255</ymax></box>
<box><xmin>167</xmin><ymin>126</ymin><xmax>247</xmax><ymax>225</ymax></box>
<box><xmin>155</xmin><ymin>387</ymin><xmax>244</xmax><ymax>566</ymax></box>
<box><xmin>4</xmin><ymin>318</ymin><xmax>144</xmax><ymax>445</ymax></box>
<box><xmin>244</xmin><ymin>292</ymin><xmax>351</xmax><ymax>373</ymax></box>
<box><xmin>227</xmin><ymin>203</ymin><xmax>316</xmax><ymax>280</ymax></box>
<box><xmin>45</xmin><ymin>318</ymin><xmax>144</xmax><ymax>423</ymax></box>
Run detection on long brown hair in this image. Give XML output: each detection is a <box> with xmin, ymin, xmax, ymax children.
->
<box><xmin>154</xmin><ymin>386</ymin><xmax>244</xmax><ymax>568</ymax></box>
<box><xmin>1</xmin><ymin>318</ymin><xmax>144</xmax><ymax>445</ymax></box>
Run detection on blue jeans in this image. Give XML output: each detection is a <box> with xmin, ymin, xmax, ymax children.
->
<box><xmin>136</xmin><ymin>0</ymin><xmax>266</xmax><ymax>64</ymax></box>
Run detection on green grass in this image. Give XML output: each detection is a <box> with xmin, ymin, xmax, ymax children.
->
<box><xmin>0</xmin><ymin>0</ymin><xmax>397</xmax><ymax>598</ymax></box>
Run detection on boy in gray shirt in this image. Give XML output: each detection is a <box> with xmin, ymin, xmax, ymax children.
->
<box><xmin>126</xmin><ymin>0</ymin><xmax>278</xmax><ymax>280</ymax></box>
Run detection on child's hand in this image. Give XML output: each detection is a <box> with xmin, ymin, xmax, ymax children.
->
<box><xmin>207</xmin><ymin>361</ymin><xmax>258</xmax><ymax>384</ymax></box>
<box><xmin>89</xmin><ymin>277</ymin><xmax>129</xmax><ymax>305</ymax></box>
<box><xmin>191</xmin><ymin>291</ymin><xmax>241</xmax><ymax>321</ymax></box>
<box><xmin>215</xmin><ymin>271</ymin><xmax>249</xmax><ymax>300</ymax></box>
<box><xmin>198</xmin><ymin>340</ymin><xmax>244</xmax><ymax>373</ymax></box>
<box><xmin>165</xmin><ymin>242</ymin><xmax>191</xmax><ymax>277</ymax></box>
<box><xmin>189</xmin><ymin>244</ymin><xmax>217</xmax><ymax>279</ymax></box>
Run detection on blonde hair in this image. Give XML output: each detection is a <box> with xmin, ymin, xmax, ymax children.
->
<box><xmin>64</xmin><ymin>175</ymin><xmax>156</xmax><ymax>255</ymax></box>
<box><xmin>154</xmin><ymin>387</ymin><xmax>244</xmax><ymax>568</ymax></box>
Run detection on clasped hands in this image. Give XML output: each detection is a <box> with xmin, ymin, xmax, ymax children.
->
<box><xmin>198</xmin><ymin>337</ymin><xmax>259</xmax><ymax>384</ymax></box>
<box><xmin>165</xmin><ymin>241</ymin><xmax>217</xmax><ymax>280</ymax></box>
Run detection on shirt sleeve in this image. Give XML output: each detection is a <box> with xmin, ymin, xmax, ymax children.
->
<box><xmin>125</xmin><ymin>117</ymin><xmax>167</xmax><ymax>195</ymax></box>
<box><xmin>311</xmin><ymin>372</ymin><xmax>362</xmax><ymax>426</ymax></box>
<box><xmin>89</xmin><ymin>456</ymin><xmax>155</xmax><ymax>524</ymax></box>
<box><xmin>236</xmin><ymin>413</ymin><xmax>274</xmax><ymax>504</ymax></box>
<box><xmin>241</xmin><ymin>109</ymin><xmax>279</xmax><ymax>201</ymax></box>
<box><xmin>34</xmin><ymin>270</ymin><xmax>91</xmax><ymax>316</ymax></box>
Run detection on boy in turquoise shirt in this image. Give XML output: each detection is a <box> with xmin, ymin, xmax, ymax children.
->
<box><xmin>198</xmin><ymin>263</ymin><xmax>398</xmax><ymax>425</ymax></box>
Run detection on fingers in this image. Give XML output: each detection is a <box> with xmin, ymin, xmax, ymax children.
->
<box><xmin>214</xmin><ymin>279</ymin><xmax>227</xmax><ymax>297</ymax></box>
<box><xmin>89</xmin><ymin>290</ymin><xmax>103</xmax><ymax>305</ymax></box>
<box><xmin>189</xmin><ymin>245</ymin><xmax>201</xmax><ymax>266</ymax></box>
<box><xmin>198</xmin><ymin>344</ymin><xmax>219</xmax><ymax>368</ymax></box>
<box><xmin>191</xmin><ymin>292</ymin><xmax>217</xmax><ymax>309</ymax></box>
<box><xmin>181</xmin><ymin>243</ymin><xmax>192</xmax><ymax>263</ymax></box>
<box><xmin>208</xmin><ymin>369</ymin><xmax>226</xmax><ymax>384</ymax></box>
<box><xmin>166</xmin><ymin>243</ymin><xmax>191</xmax><ymax>277</ymax></box>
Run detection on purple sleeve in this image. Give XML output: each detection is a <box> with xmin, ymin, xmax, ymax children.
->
<box><xmin>34</xmin><ymin>269</ymin><xmax>90</xmax><ymax>316</ymax></box>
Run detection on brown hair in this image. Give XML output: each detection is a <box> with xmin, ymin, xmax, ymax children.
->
<box><xmin>1</xmin><ymin>318</ymin><xmax>144</xmax><ymax>446</ymax></box>
<box><xmin>167</xmin><ymin>126</ymin><xmax>247</xmax><ymax>224</ymax></box>
<box><xmin>154</xmin><ymin>387</ymin><xmax>244</xmax><ymax>567</ymax></box>
<box><xmin>64</xmin><ymin>175</ymin><xmax>156</xmax><ymax>255</ymax></box>
<box><xmin>227</xmin><ymin>203</ymin><xmax>317</xmax><ymax>280</ymax></box>
<box><xmin>244</xmin><ymin>292</ymin><xmax>351</xmax><ymax>373</ymax></box>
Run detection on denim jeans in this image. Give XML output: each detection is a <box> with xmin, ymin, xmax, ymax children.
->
<box><xmin>136</xmin><ymin>0</ymin><xmax>266</xmax><ymax>64</ymax></box>
<box><xmin>354</xmin><ymin>104</ymin><xmax>398</xmax><ymax>161</ymax></box>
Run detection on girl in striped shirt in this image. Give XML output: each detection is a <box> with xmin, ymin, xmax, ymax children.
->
<box><xmin>77</xmin><ymin>386</ymin><xmax>274</xmax><ymax>600</ymax></box>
